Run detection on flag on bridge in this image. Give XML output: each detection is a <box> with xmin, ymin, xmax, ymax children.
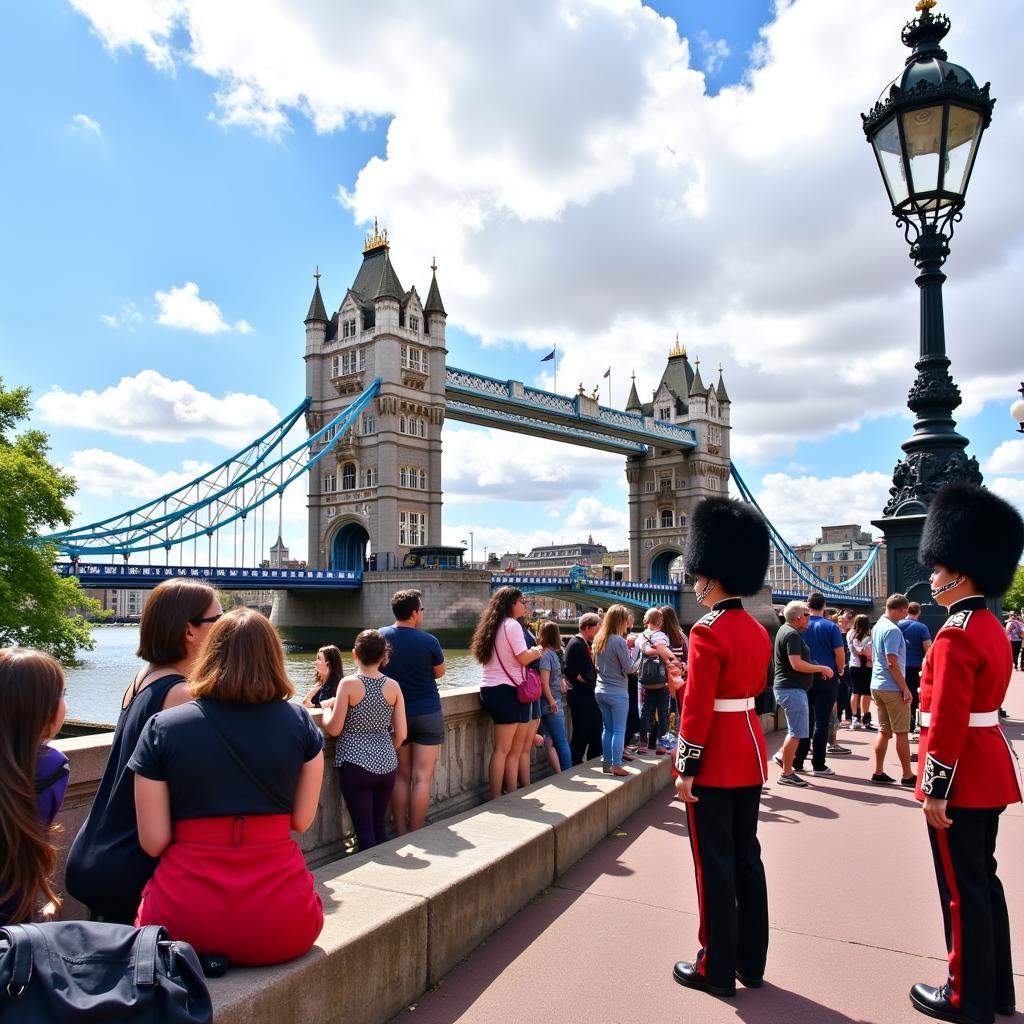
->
<box><xmin>603</xmin><ymin>366</ymin><xmax>610</xmax><ymax>378</ymax></box>
<box><xmin>541</xmin><ymin>348</ymin><xmax>555</xmax><ymax>362</ymax></box>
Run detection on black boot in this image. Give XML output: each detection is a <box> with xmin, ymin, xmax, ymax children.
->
<box><xmin>672</xmin><ymin>960</ymin><xmax>735</xmax><ymax>997</ymax></box>
<box><xmin>909</xmin><ymin>983</ymin><xmax>980</xmax><ymax>1024</ymax></box>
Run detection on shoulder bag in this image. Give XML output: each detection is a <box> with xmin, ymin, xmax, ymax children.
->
<box><xmin>495</xmin><ymin>623</ymin><xmax>542</xmax><ymax>704</ymax></box>
<box><xmin>0</xmin><ymin>921</ymin><xmax>212</xmax><ymax>1023</ymax></box>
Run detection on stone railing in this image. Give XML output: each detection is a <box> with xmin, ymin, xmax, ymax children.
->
<box><xmin>50</xmin><ymin>686</ymin><xmax>554</xmax><ymax>919</ymax></box>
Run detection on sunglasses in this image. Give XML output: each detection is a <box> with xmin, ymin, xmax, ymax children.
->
<box><xmin>191</xmin><ymin>614</ymin><xmax>223</xmax><ymax>626</ymax></box>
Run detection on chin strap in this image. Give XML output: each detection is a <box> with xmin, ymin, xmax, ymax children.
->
<box><xmin>930</xmin><ymin>575</ymin><xmax>964</xmax><ymax>599</ymax></box>
<box><xmin>696</xmin><ymin>578</ymin><xmax>716</xmax><ymax>603</ymax></box>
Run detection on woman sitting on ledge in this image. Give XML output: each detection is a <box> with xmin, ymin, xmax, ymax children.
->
<box><xmin>131</xmin><ymin>608</ymin><xmax>325</xmax><ymax>967</ymax></box>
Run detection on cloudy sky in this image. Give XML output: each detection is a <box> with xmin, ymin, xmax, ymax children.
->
<box><xmin>2</xmin><ymin>0</ymin><xmax>1022</xmax><ymax>565</ymax></box>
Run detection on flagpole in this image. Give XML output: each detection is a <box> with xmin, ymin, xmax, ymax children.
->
<box><xmin>607</xmin><ymin>368</ymin><xmax>611</xmax><ymax>406</ymax></box>
<box><xmin>553</xmin><ymin>343</ymin><xmax>557</xmax><ymax>395</ymax></box>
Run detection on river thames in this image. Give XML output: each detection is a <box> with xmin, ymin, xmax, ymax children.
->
<box><xmin>64</xmin><ymin>625</ymin><xmax>483</xmax><ymax>727</ymax></box>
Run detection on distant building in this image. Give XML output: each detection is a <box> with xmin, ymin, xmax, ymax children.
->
<box><xmin>264</xmin><ymin>535</ymin><xmax>306</xmax><ymax>570</ymax></box>
<box><xmin>516</xmin><ymin>536</ymin><xmax>608</xmax><ymax>576</ymax></box>
<box><xmin>767</xmin><ymin>524</ymin><xmax>888</xmax><ymax>602</ymax></box>
<box><xmin>85</xmin><ymin>588</ymin><xmax>149</xmax><ymax>620</ymax></box>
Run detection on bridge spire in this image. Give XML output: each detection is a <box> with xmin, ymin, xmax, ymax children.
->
<box><xmin>305</xmin><ymin>267</ymin><xmax>328</xmax><ymax>323</ymax></box>
<box><xmin>625</xmin><ymin>370</ymin><xmax>642</xmax><ymax>413</ymax></box>
<box><xmin>425</xmin><ymin>257</ymin><xmax>446</xmax><ymax>316</ymax></box>
<box><xmin>716</xmin><ymin>364</ymin><xmax>731</xmax><ymax>403</ymax></box>
<box><xmin>689</xmin><ymin>355</ymin><xmax>707</xmax><ymax>397</ymax></box>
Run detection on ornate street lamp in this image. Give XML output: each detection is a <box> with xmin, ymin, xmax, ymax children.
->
<box><xmin>863</xmin><ymin>0</ymin><xmax>995</xmax><ymax>606</ymax></box>
<box><xmin>1012</xmin><ymin>383</ymin><xmax>1024</xmax><ymax>434</ymax></box>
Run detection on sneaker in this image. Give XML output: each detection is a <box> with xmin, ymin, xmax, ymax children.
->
<box><xmin>772</xmin><ymin>752</ymin><xmax>785</xmax><ymax>770</ymax></box>
<box><xmin>777</xmin><ymin>773</ymin><xmax>809</xmax><ymax>788</ymax></box>
<box><xmin>871</xmin><ymin>772</ymin><xmax>896</xmax><ymax>785</ymax></box>
<box><xmin>812</xmin><ymin>766</ymin><xmax>836</xmax><ymax>777</ymax></box>
<box><xmin>900</xmin><ymin>775</ymin><xmax>916</xmax><ymax>788</ymax></box>
<box><xmin>851</xmin><ymin>720</ymin><xmax>863</xmax><ymax>731</ymax></box>
<box><xmin>863</xmin><ymin>722</ymin><xmax>877</xmax><ymax>731</ymax></box>
<box><xmin>827</xmin><ymin>744</ymin><xmax>851</xmax><ymax>755</ymax></box>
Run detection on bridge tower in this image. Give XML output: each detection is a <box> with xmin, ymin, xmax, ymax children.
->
<box><xmin>304</xmin><ymin>224</ymin><xmax>447</xmax><ymax>570</ymax></box>
<box><xmin>625</xmin><ymin>342</ymin><xmax>732</xmax><ymax>584</ymax></box>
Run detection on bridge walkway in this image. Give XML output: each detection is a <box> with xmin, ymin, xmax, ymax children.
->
<box><xmin>392</xmin><ymin>672</ymin><xmax>1024</xmax><ymax>1024</ymax></box>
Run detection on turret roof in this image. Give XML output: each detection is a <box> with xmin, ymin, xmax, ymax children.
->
<box><xmin>625</xmin><ymin>374</ymin><xmax>641</xmax><ymax>412</ymax></box>
<box><xmin>424</xmin><ymin>264</ymin><xmax>446</xmax><ymax>316</ymax></box>
<box><xmin>689</xmin><ymin>362</ymin><xmax>707</xmax><ymax>398</ymax></box>
<box><xmin>305</xmin><ymin>280</ymin><xmax>328</xmax><ymax>323</ymax></box>
<box><xmin>716</xmin><ymin>370</ymin><xmax>731</xmax><ymax>403</ymax></box>
<box><xmin>350</xmin><ymin>246</ymin><xmax>406</xmax><ymax>306</ymax></box>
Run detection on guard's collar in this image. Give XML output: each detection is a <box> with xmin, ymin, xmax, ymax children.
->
<box><xmin>712</xmin><ymin>597</ymin><xmax>743</xmax><ymax>611</ymax></box>
<box><xmin>948</xmin><ymin>595</ymin><xmax>985</xmax><ymax>614</ymax></box>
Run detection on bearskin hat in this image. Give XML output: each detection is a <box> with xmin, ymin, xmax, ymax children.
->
<box><xmin>918</xmin><ymin>483</ymin><xmax>1024</xmax><ymax>597</ymax></box>
<box><xmin>683</xmin><ymin>496</ymin><xmax>770</xmax><ymax>597</ymax></box>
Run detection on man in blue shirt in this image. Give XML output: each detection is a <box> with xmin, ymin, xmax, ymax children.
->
<box><xmin>793</xmin><ymin>593</ymin><xmax>847</xmax><ymax>776</ymax></box>
<box><xmin>869</xmin><ymin>593</ymin><xmax>913</xmax><ymax>786</ymax></box>
<box><xmin>897</xmin><ymin>601</ymin><xmax>932</xmax><ymax>737</ymax></box>
<box><xmin>379</xmin><ymin>589</ymin><xmax>446</xmax><ymax>834</ymax></box>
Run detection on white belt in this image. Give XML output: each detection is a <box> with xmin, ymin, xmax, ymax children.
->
<box><xmin>714</xmin><ymin>697</ymin><xmax>755</xmax><ymax>712</ymax></box>
<box><xmin>918</xmin><ymin>710</ymin><xmax>999</xmax><ymax>728</ymax></box>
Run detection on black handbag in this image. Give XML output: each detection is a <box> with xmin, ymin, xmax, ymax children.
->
<box><xmin>637</xmin><ymin>633</ymin><xmax>667</xmax><ymax>688</ymax></box>
<box><xmin>0</xmin><ymin>921</ymin><xmax>212</xmax><ymax>1023</ymax></box>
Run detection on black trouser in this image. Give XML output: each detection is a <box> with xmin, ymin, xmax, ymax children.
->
<box><xmin>684</xmin><ymin>785</ymin><xmax>768</xmax><ymax>989</ymax></box>
<box><xmin>836</xmin><ymin>672</ymin><xmax>852</xmax><ymax>722</ymax></box>
<box><xmin>794</xmin><ymin>675</ymin><xmax>838</xmax><ymax>771</ymax></box>
<box><xmin>928</xmin><ymin>807</ymin><xmax>1014</xmax><ymax>1024</ymax></box>
<box><xmin>1011</xmin><ymin>640</ymin><xmax>1021</xmax><ymax>671</ymax></box>
<box><xmin>906</xmin><ymin>666</ymin><xmax>921</xmax><ymax>730</ymax></box>
<box><xmin>567</xmin><ymin>686</ymin><xmax>604</xmax><ymax>765</ymax></box>
<box><xmin>639</xmin><ymin>685</ymin><xmax>670</xmax><ymax>747</ymax></box>
<box><xmin>626</xmin><ymin>673</ymin><xmax>640</xmax><ymax>744</ymax></box>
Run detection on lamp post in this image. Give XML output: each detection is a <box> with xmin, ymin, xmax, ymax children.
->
<box><xmin>1012</xmin><ymin>383</ymin><xmax>1024</xmax><ymax>434</ymax></box>
<box><xmin>863</xmin><ymin>0</ymin><xmax>995</xmax><ymax>608</ymax></box>
<box><xmin>461</xmin><ymin>532</ymin><xmax>474</xmax><ymax>568</ymax></box>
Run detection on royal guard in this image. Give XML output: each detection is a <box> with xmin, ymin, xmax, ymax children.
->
<box><xmin>912</xmin><ymin>482</ymin><xmax>1024</xmax><ymax>1024</ymax></box>
<box><xmin>672</xmin><ymin>496</ymin><xmax>772</xmax><ymax>998</ymax></box>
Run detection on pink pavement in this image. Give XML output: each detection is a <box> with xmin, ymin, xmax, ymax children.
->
<box><xmin>392</xmin><ymin>671</ymin><xmax>1024</xmax><ymax>1024</ymax></box>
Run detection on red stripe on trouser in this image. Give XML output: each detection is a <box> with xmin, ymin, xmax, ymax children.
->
<box><xmin>935</xmin><ymin>828</ymin><xmax>963</xmax><ymax>1008</ymax></box>
<box><xmin>685</xmin><ymin>801</ymin><xmax>708</xmax><ymax>976</ymax></box>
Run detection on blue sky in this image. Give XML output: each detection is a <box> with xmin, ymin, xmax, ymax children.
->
<box><xmin>2</xmin><ymin>0</ymin><xmax>1022</xmax><ymax>565</ymax></box>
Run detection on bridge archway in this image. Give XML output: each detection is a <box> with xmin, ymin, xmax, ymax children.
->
<box><xmin>649</xmin><ymin>548</ymin><xmax>684</xmax><ymax>586</ymax></box>
<box><xmin>329</xmin><ymin>520</ymin><xmax>370</xmax><ymax>572</ymax></box>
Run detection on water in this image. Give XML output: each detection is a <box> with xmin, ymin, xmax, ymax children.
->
<box><xmin>64</xmin><ymin>625</ymin><xmax>483</xmax><ymax>727</ymax></box>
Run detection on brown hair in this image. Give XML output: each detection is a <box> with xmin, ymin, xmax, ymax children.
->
<box><xmin>658</xmin><ymin>605</ymin><xmax>685</xmax><ymax>648</ymax></box>
<box><xmin>316</xmin><ymin>645</ymin><xmax>345</xmax><ymax>689</ymax></box>
<box><xmin>538</xmin><ymin>621</ymin><xmax>562</xmax><ymax>651</ymax></box>
<box><xmin>592</xmin><ymin>604</ymin><xmax>631</xmax><ymax>654</ymax></box>
<box><xmin>853</xmin><ymin>614</ymin><xmax>871</xmax><ymax>640</ymax></box>
<box><xmin>886</xmin><ymin>593</ymin><xmax>910</xmax><ymax>611</ymax></box>
<box><xmin>807</xmin><ymin>592</ymin><xmax>826</xmax><ymax>612</ymax></box>
<box><xmin>353</xmin><ymin>629</ymin><xmax>389</xmax><ymax>666</ymax></box>
<box><xmin>471</xmin><ymin>587</ymin><xmax>523</xmax><ymax>663</ymax></box>
<box><xmin>0</xmin><ymin>648</ymin><xmax>65</xmax><ymax>922</ymax></box>
<box><xmin>136</xmin><ymin>579</ymin><xmax>217</xmax><ymax>664</ymax></box>
<box><xmin>391</xmin><ymin>589</ymin><xmax>422</xmax><ymax>620</ymax></box>
<box><xmin>188</xmin><ymin>608</ymin><xmax>293</xmax><ymax>704</ymax></box>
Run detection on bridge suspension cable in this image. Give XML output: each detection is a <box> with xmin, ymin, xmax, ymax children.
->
<box><xmin>44</xmin><ymin>380</ymin><xmax>382</xmax><ymax>558</ymax></box>
<box><xmin>729</xmin><ymin>463</ymin><xmax>880</xmax><ymax>593</ymax></box>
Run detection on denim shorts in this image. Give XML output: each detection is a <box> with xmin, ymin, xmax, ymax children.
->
<box><xmin>775</xmin><ymin>687</ymin><xmax>810</xmax><ymax>739</ymax></box>
<box><xmin>479</xmin><ymin>683</ymin><xmax>530</xmax><ymax>725</ymax></box>
<box><xmin>403</xmin><ymin>710</ymin><xmax>446</xmax><ymax>746</ymax></box>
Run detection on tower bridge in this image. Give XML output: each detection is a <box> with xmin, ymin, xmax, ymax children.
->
<box><xmin>45</xmin><ymin>227</ymin><xmax>879</xmax><ymax>640</ymax></box>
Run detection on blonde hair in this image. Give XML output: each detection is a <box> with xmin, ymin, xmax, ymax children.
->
<box><xmin>188</xmin><ymin>608</ymin><xmax>294</xmax><ymax>704</ymax></box>
<box><xmin>643</xmin><ymin>607</ymin><xmax>663</xmax><ymax>628</ymax></box>
<box><xmin>592</xmin><ymin>605</ymin><xmax>631</xmax><ymax>654</ymax></box>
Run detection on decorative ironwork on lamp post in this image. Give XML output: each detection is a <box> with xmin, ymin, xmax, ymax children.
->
<box><xmin>863</xmin><ymin>0</ymin><xmax>995</xmax><ymax>604</ymax></box>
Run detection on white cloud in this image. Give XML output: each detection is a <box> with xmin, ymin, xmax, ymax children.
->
<box><xmin>751</xmin><ymin>471</ymin><xmax>893</xmax><ymax>543</ymax></box>
<box><xmin>70</xmin><ymin>113</ymin><xmax>102</xmax><ymax>136</ymax></box>
<box><xmin>984</xmin><ymin>439</ymin><xmax>1024</xmax><ymax>475</ymax></box>
<box><xmin>69</xmin><ymin>0</ymin><xmax>1024</xmax><ymax>462</ymax></box>
<box><xmin>989</xmin><ymin>477</ymin><xmax>1024</xmax><ymax>518</ymax></box>
<box><xmin>66</xmin><ymin>449</ymin><xmax>212</xmax><ymax>498</ymax></box>
<box><xmin>36</xmin><ymin>369</ymin><xmax>280</xmax><ymax>446</ymax></box>
<box><xmin>154</xmin><ymin>281</ymin><xmax>249</xmax><ymax>334</ymax></box>
<box><xmin>696</xmin><ymin>31</ymin><xmax>730</xmax><ymax>75</ymax></box>
<box><xmin>99</xmin><ymin>301</ymin><xmax>143</xmax><ymax>330</ymax></box>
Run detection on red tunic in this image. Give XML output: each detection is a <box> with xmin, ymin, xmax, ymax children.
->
<box><xmin>916</xmin><ymin>599</ymin><xmax>1024</xmax><ymax>808</ymax></box>
<box><xmin>675</xmin><ymin>601</ymin><xmax>771</xmax><ymax>788</ymax></box>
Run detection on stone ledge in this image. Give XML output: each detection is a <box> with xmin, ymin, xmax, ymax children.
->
<box><xmin>209</xmin><ymin>753</ymin><xmax>672</xmax><ymax>1024</ymax></box>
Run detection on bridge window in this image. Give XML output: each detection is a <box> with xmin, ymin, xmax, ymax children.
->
<box><xmin>645</xmin><ymin>516</ymin><xmax>656</xmax><ymax>530</ymax></box>
<box><xmin>401</xmin><ymin>345</ymin><xmax>427</xmax><ymax>373</ymax></box>
<box><xmin>323</xmin><ymin>473</ymin><xmax>337</xmax><ymax>493</ymax></box>
<box><xmin>418</xmin><ymin>418</ymin><xmax>426</xmax><ymax>437</ymax></box>
<box><xmin>645</xmin><ymin>480</ymin><xmax>655</xmax><ymax>492</ymax></box>
<box><xmin>399</xmin><ymin>415</ymin><xmax>407</xmax><ymax>433</ymax></box>
<box><xmin>322</xmin><ymin>424</ymin><xmax>337</xmax><ymax>442</ymax></box>
<box><xmin>418</xmin><ymin>469</ymin><xmax>427</xmax><ymax>489</ymax></box>
<box><xmin>409</xmin><ymin>315</ymin><xmax>420</xmax><ymax>332</ymax></box>
<box><xmin>361</xmin><ymin>415</ymin><xmax>376</xmax><ymax>435</ymax></box>
<box><xmin>332</xmin><ymin>350</ymin><xmax>365</xmax><ymax>376</ymax></box>
<box><xmin>399</xmin><ymin>510</ymin><xmax>427</xmax><ymax>546</ymax></box>
<box><xmin>341</xmin><ymin>463</ymin><xmax>356</xmax><ymax>490</ymax></box>
<box><xmin>657</xmin><ymin>406</ymin><xmax>671</xmax><ymax>421</ymax></box>
<box><xmin>363</xmin><ymin>467</ymin><xmax>377</xmax><ymax>486</ymax></box>
<box><xmin>342</xmin><ymin>318</ymin><xmax>358</xmax><ymax>339</ymax></box>
<box><xmin>660</xmin><ymin>509</ymin><xmax>673</xmax><ymax>529</ymax></box>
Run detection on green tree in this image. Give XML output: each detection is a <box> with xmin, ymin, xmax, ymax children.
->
<box><xmin>0</xmin><ymin>378</ymin><xmax>98</xmax><ymax>662</ymax></box>
<box><xmin>1004</xmin><ymin>564</ymin><xmax>1024</xmax><ymax>615</ymax></box>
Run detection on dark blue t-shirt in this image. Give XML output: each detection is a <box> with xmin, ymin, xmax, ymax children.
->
<box><xmin>378</xmin><ymin>625</ymin><xmax>444</xmax><ymax>717</ymax></box>
<box><xmin>898</xmin><ymin>618</ymin><xmax>932</xmax><ymax>669</ymax></box>
<box><xmin>130</xmin><ymin>698</ymin><xmax>323</xmax><ymax>818</ymax></box>
<box><xmin>804</xmin><ymin>616</ymin><xmax>844</xmax><ymax>674</ymax></box>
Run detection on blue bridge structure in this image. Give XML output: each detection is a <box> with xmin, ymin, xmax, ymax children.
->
<box><xmin>44</xmin><ymin>373</ymin><xmax>878</xmax><ymax>611</ymax></box>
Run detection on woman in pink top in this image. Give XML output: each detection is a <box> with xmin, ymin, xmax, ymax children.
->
<box><xmin>471</xmin><ymin>587</ymin><xmax>543</xmax><ymax>800</ymax></box>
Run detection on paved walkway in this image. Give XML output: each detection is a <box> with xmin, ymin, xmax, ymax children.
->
<box><xmin>393</xmin><ymin>672</ymin><xmax>1024</xmax><ymax>1024</ymax></box>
